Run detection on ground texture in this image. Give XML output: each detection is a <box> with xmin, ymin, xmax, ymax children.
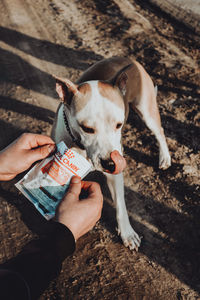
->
<box><xmin>0</xmin><ymin>0</ymin><xmax>199</xmax><ymax>299</ymax></box>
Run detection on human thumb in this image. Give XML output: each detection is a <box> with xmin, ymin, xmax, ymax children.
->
<box><xmin>66</xmin><ymin>176</ymin><xmax>82</xmax><ymax>201</ymax></box>
<box><xmin>31</xmin><ymin>144</ymin><xmax>56</xmax><ymax>161</ymax></box>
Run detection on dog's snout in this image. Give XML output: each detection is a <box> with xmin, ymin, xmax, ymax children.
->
<box><xmin>100</xmin><ymin>158</ymin><xmax>115</xmax><ymax>173</ymax></box>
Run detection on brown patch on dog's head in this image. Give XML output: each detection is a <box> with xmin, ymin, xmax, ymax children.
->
<box><xmin>74</xmin><ymin>83</ymin><xmax>92</xmax><ymax>112</ymax></box>
<box><xmin>78</xmin><ymin>82</ymin><xmax>91</xmax><ymax>95</ymax></box>
<box><xmin>98</xmin><ymin>81</ymin><xmax>124</xmax><ymax>109</ymax></box>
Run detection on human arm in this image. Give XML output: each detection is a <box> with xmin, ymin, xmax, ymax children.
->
<box><xmin>0</xmin><ymin>176</ymin><xmax>103</xmax><ymax>299</ymax></box>
<box><xmin>0</xmin><ymin>222</ymin><xmax>75</xmax><ymax>300</ymax></box>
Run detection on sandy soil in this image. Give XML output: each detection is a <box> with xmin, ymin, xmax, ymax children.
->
<box><xmin>0</xmin><ymin>0</ymin><xmax>199</xmax><ymax>299</ymax></box>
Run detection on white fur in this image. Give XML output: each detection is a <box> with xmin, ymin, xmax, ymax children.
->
<box><xmin>106</xmin><ymin>173</ymin><xmax>141</xmax><ymax>250</ymax></box>
<box><xmin>135</xmin><ymin>87</ymin><xmax>171</xmax><ymax>170</ymax></box>
<box><xmin>58</xmin><ymin>81</ymin><xmax>125</xmax><ymax>170</ymax></box>
<box><xmin>74</xmin><ymin>81</ymin><xmax>124</xmax><ymax>169</ymax></box>
<box><xmin>52</xmin><ymin>60</ymin><xmax>171</xmax><ymax>250</ymax></box>
<box><xmin>52</xmin><ymin>81</ymin><xmax>141</xmax><ymax>250</ymax></box>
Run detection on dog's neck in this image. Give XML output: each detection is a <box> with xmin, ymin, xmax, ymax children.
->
<box><xmin>62</xmin><ymin>106</ymin><xmax>85</xmax><ymax>150</ymax></box>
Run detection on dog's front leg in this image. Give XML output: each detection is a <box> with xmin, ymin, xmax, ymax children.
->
<box><xmin>105</xmin><ymin>172</ymin><xmax>141</xmax><ymax>250</ymax></box>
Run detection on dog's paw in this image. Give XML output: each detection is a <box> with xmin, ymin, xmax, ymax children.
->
<box><xmin>159</xmin><ymin>151</ymin><xmax>171</xmax><ymax>170</ymax></box>
<box><xmin>117</xmin><ymin>225</ymin><xmax>141</xmax><ymax>251</ymax></box>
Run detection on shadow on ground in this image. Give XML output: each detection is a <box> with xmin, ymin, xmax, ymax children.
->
<box><xmin>0</xmin><ymin>25</ymin><xmax>199</xmax><ymax>297</ymax></box>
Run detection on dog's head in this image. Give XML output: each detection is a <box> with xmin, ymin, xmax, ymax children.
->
<box><xmin>54</xmin><ymin>68</ymin><xmax>129</xmax><ymax>174</ymax></box>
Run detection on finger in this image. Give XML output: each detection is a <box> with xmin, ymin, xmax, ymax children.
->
<box><xmin>66</xmin><ymin>176</ymin><xmax>82</xmax><ymax>200</ymax></box>
<box><xmin>112</xmin><ymin>151</ymin><xmax>126</xmax><ymax>172</ymax></box>
<box><xmin>111</xmin><ymin>150</ymin><xmax>126</xmax><ymax>174</ymax></box>
<box><xmin>31</xmin><ymin>134</ymin><xmax>55</xmax><ymax>148</ymax></box>
<box><xmin>80</xmin><ymin>181</ymin><xmax>103</xmax><ymax>220</ymax></box>
<box><xmin>81</xmin><ymin>181</ymin><xmax>103</xmax><ymax>203</ymax></box>
<box><xmin>30</xmin><ymin>144</ymin><xmax>56</xmax><ymax>161</ymax></box>
<box><xmin>21</xmin><ymin>133</ymin><xmax>55</xmax><ymax>149</ymax></box>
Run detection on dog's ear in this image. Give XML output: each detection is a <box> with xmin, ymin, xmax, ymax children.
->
<box><xmin>53</xmin><ymin>76</ymin><xmax>80</xmax><ymax>105</ymax></box>
<box><xmin>114</xmin><ymin>72</ymin><xmax>128</xmax><ymax>96</ymax></box>
<box><xmin>110</xmin><ymin>64</ymin><xmax>133</xmax><ymax>96</ymax></box>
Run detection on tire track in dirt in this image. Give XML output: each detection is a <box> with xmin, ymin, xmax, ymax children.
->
<box><xmin>48</xmin><ymin>0</ymin><xmax>125</xmax><ymax>58</ymax></box>
<box><xmin>1</xmin><ymin>0</ymin><xmax>61</xmax><ymax>112</ymax></box>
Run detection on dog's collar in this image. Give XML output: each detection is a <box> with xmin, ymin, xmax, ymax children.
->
<box><xmin>63</xmin><ymin>107</ymin><xmax>85</xmax><ymax>150</ymax></box>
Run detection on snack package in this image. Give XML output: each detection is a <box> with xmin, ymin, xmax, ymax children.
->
<box><xmin>16</xmin><ymin>141</ymin><xmax>92</xmax><ymax>220</ymax></box>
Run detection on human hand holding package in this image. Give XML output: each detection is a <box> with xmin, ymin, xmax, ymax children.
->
<box><xmin>16</xmin><ymin>141</ymin><xmax>92</xmax><ymax>220</ymax></box>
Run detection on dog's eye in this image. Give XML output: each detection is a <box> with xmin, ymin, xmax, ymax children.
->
<box><xmin>116</xmin><ymin>123</ymin><xmax>122</xmax><ymax>129</ymax></box>
<box><xmin>80</xmin><ymin>124</ymin><xmax>95</xmax><ymax>134</ymax></box>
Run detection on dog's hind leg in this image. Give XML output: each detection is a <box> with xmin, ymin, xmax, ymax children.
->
<box><xmin>133</xmin><ymin>95</ymin><xmax>171</xmax><ymax>170</ymax></box>
<box><xmin>105</xmin><ymin>172</ymin><xmax>141</xmax><ymax>250</ymax></box>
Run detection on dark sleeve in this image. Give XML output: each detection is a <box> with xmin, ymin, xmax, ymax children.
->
<box><xmin>0</xmin><ymin>221</ymin><xmax>76</xmax><ymax>300</ymax></box>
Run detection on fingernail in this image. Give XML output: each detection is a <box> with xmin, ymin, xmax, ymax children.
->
<box><xmin>71</xmin><ymin>176</ymin><xmax>81</xmax><ymax>184</ymax></box>
<box><xmin>48</xmin><ymin>144</ymin><xmax>56</xmax><ymax>154</ymax></box>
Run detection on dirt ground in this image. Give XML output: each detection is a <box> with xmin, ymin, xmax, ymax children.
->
<box><xmin>0</xmin><ymin>0</ymin><xmax>200</xmax><ymax>299</ymax></box>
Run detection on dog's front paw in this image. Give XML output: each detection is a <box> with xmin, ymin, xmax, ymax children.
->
<box><xmin>117</xmin><ymin>225</ymin><xmax>141</xmax><ymax>251</ymax></box>
<box><xmin>159</xmin><ymin>150</ymin><xmax>171</xmax><ymax>170</ymax></box>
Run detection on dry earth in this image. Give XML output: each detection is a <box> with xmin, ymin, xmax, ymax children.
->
<box><xmin>0</xmin><ymin>0</ymin><xmax>200</xmax><ymax>299</ymax></box>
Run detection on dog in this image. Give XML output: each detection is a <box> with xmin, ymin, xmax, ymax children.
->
<box><xmin>51</xmin><ymin>57</ymin><xmax>171</xmax><ymax>250</ymax></box>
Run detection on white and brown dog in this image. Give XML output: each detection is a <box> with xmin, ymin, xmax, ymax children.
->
<box><xmin>51</xmin><ymin>57</ymin><xmax>171</xmax><ymax>250</ymax></box>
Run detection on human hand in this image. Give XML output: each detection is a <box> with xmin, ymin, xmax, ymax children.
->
<box><xmin>55</xmin><ymin>176</ymin><xmax>103</xmax><ymax>241</ymax></box>
<box><xmin>0</xmin><ymin>133</ymin><xmax>55</xmax><ymax>181</ymax></box>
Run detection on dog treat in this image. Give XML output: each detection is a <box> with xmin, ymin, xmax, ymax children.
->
<box><xmin>16</xmin><ymin>141</ymin><xmax>92</xmax><ymax>220</ymax></box>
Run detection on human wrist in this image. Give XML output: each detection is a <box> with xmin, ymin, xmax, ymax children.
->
<box><xmin>54</xmin><ymin>214</ymin><xmax>78</xmax><ymax>241</ymax></box>
<box><xmin>48</xmin><ymin>221</ymin><xmax>76</xmax><ymax>259</ymax></box>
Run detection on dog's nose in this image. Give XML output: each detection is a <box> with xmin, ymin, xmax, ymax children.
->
<box><xmin>100</xmin><ymin>158</ymin><xmax>115</xmax><ymax>173</ymax></box>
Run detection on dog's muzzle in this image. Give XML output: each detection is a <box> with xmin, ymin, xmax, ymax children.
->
<box><xmin>100</xmin><ymin>158</ymin><xmax>115</xmax><ymax>173</ymax></box>
<box><xmin>100</xmin><ymin>150</ymin><xmax>126</xmax><ymax>174</ymax></box>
